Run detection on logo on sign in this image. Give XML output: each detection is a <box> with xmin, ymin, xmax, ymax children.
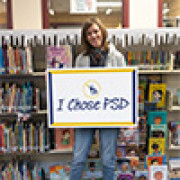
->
<box><xmin>82</xmin><ymin>80</ymin><xmax>101</xmax><ymax>99</ymax></box>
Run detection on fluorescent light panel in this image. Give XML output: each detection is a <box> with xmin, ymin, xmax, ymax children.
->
<box><xmin>97</xmin><ymin>2</ymin><xmax>122</xmax><ymax>7</ymax></box>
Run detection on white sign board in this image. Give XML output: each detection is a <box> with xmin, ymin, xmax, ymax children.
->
<box><xmin>70</xmin><ymin>0</ymin><xmax>97</xmax><ymax>14</ymax></box>
<box><xmin>47</xmin><ymin>68</ymin><xmax>138</xmax><ymax>128</ymax></box>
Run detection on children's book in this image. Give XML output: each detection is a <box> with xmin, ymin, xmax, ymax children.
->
<box><xmin>150</xmin><ymin>124</ymin><xmax>167</xmax><ymax>138</ymax></box>
<box><xmin>135</xmin><ymin>171</ymin><xmax>148</xmax><ymax>180</ymax></box>
<box><xmin>148</xmin><ymin>138</ymin><xmax>166</xmax><ymax>155</ymax></box>
<box><xmin>148</xmin><ymin>83</ymin><xmax>166</xmax><ymax>107</ymax></box>
<box><xmin>129</xmin><ymin>157</ymin><xmax>139</xmax><ymax>170</ymax></box>
<box><xmin>149</xmin><ymin>165</ymin><xmax>167</xmax><ymax>180</ymax></box>
<box><xmin>169</xmin><ymin>158</ymin><xmax>180</xmax><ymax>179</ymax></box>
<box><xmin>147</xmin><ymin>111</ymin><xmax>167</xmax><ymax>125</ymax></box>
<box><xmin>169</xmin><ymin>121</ymin><xmax>180</xmax><ymax>146</ymax></box>
<box><xmin>126</xmin><ymin>145</ymin><xmax>139</xmax><ymax>157</ymax></box>
<box><xmin>85</xmin><ymin>159</ymin><xmax>102</xmax><ymax>172</ymax></box>
<box><xmin>117</xmin><ymin>158</ymin><xmax>131</xmax><ymax>172</ymax></box>
<box><xmin>119</xmin><ymin>173</ymin><xmax>134</xmax><ymax>180</ymax></box>
<box><xmin>47</xmin><ymin>46</ymin><xmax>72</xmax><ymax>68</ymax></box>
<box><xmin>144</xmin><ymin>155</ymin><xmax>166</xmax><ymax>169</ymax></box>
<box><xmin>49</xmin><ymin>165</ymin><xmax>70</xmax><ymax>180</ymax></box>
<box><xmin>54</xmin><ymin>128</ymin><xmax>74</xmax><ymax>152</ymax></box>
<box><xmin>118</xmin><ymin>127</ymin><xmax>139</xmax><ymax>145</ymax></box>
<box><xmin>116</xmin><ymin>145</ymin><xmax>126</xmax><ymax>158</ymax></box>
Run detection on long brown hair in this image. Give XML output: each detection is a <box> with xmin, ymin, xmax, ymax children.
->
<box><xmin>81</xmin><ymin>17</ymin><xmax>109</xmax><ymax>55</ymax></box>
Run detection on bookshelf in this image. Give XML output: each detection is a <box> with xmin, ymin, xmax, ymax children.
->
<box><xmin>0</xmin><ymin>29</ymin><xmax>180</xmax><ymax>179</ymax></box>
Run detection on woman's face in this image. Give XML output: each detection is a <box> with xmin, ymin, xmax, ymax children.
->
<box><xmin>87</xmin><ymin>23</ymin><xmax>103</xmax><ymax>48</ymax></box>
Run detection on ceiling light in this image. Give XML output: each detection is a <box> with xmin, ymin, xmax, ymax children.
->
<box><xmin>97</xmin><ymin>2</ymin><xmax>122</xmax><ymax>7</ymax></box>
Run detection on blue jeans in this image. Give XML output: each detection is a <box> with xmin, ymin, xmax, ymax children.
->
<box><xmin>70</xmin><ymin>128</ymin><xmax>118</xmax><ymax>180</ymax></box>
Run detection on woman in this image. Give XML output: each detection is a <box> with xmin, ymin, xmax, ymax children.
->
<box><xmin>70</xmin><ymin>17</ymin><xmax>125</xmax><ymax>180</ymax></box>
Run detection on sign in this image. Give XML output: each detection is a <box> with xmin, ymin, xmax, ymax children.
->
<box><xmin>47</xmin><ymin>68</ymin><xmax>138</xmax><ymax>128</ymax></box>
<box><xmin>70</xmin><ymin>0</ymin><xmax>97</xmax><ymax>14</ymax></box>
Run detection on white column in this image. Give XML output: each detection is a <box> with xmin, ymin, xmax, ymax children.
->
<box><xmin>12</xmin><ymin>0</ymin><xmax>42</xmax><ymax>29</ymax></box>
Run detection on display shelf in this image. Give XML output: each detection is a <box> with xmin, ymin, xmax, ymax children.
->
<box><xmin>169</xmin><ymin>145</ymin><xmax>180</xmax><ymax>150</ymax></box>
<box><xmin>138</xmin><ymin>70</ymin><xmax>180</xmax><ymax>74</ymax></box>
<box><xmin>0</xmin><ymin>72</ymin><xmax>45</xmax><ymax>79</ymax></box>
<box><xmin>0</xmin><ymin>110</ymin><xmax>47</xmax><ymax>121</ymax></box>
<box><xmin>0</xmin><ymin>152</ymin><xmax>73</xmax><ymax>162</ymax></box>
<box><xmin>168</xmin><ymin>106</ymin><xmax>180</xmax><ymax>111</ymax></box>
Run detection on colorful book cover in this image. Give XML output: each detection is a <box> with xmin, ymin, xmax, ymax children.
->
<box><xmin>135</xmin><ymin>171</ymin><xmax>148</xmax><ymax>180</ymax></box>
<box><xmin>126</xmin><ymin>145</ymin><xmax>139</xmax><ymax>157</ymax></box>
<box><xmin>148</xmin><ymin>83</ymin><xmax>166</xmax><ymax>107</ymax></box>
<box><xmin>169</xmin><ymin>158</ymin><xmax>180</xmax><ymax>179</ymax></box>
<box><xmin>148</xmin><ymin>138</ymin><xmax>166</xmax><ymax>155</ymax></box>
<box><xmin>118</xmin><ymin>127</ymin><xmax>139</xmax><ymax>145</ymax></box>
<box><xmin>149</xmin><ymin>165</ymin><xmax>167</xmax><ymax>180</ymax></box>
<box><xmin>47</xmin><ymin>45</ymin><xmax>72</xmax><ymax>68</ymax></box>
<box><xmin>169</xmin><ymin>121</ymin><xmax>180</xmax><ymax>146</ymax></box>
<box><xmin>119</xmin><ymin>173</ymin><xmax>134</xmax><ymax>180</ymax></box>
<box><xmin>117</xmin><ymin>158</ymin><xmax>131</xmax><ymax>172</ymax></box>
<box><xmin>54</xmin><ymin>128</ymin><xmax>74</xmax><ymax>151</ymax></box>
<box><xmin>85</xmin><ymin>159</ymin><xmax>102</xmax><ymax>172</ymax></box>
<box><xmin>150</xmin><ymin>124</ymin><xmax>167</xmax><ymax>138</ymax></box>
<box><xmin>117</xmin><ymin>145</ymin><xmax>126</xmax><ymax>158</ymax></box>
<box><xmin>49</xmin><ymin>165</ymin><xmax>70</xmax><ymax>180</ymax></box>
<box><xmin>147</xmin><ymin>111</ymin><xmax>167</xmax><ymax>125</ymax></box>
<box><xmin>144</xmin><ymin>155</ymin><xmax>166</xmax><ymax>169</ymax></box>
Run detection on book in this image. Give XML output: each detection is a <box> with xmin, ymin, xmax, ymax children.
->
<box><xmin>148</xmin><ymin>138</ymin><xmax>166</xmax><ymax>155</ymax></box>
<box><xmin>169</xmin><ymin>121</ymin><xmax>180</xmax><ymax>146</ymax></box>
<box><xmin>148</xmin><ymin>83</ymin><xmax>166</xmax><ymax>107</ymax></box>
<box><xmin>147</xmin><ymin>111</ymin><xmax>167</xmax><ymax>125</ymax></box>
<box><xmin>47</xmin><ymin>46</ymin><xmax>72</xmax><ymax>69</ymax></box>
<box><xmin>85</xmin><ymin>159</ymin><xmax>102</xmax><ymax>172</ymax></box>
<box><xmin>135</xmin><ymin>171</ymin><xmax>148</xmax><ymax>180</ymax></box>
<box><xmin>169</xmin><ymin>158</ymin><xmax>180</xmax><ymax>179</ymax></box>
<box><xmin>150</xmin><ymin>124</ymin><xmax>167</xmax><ymax>138</ymax></box>
<box><xmin>144</xmin><ymin>155</ymin><xmax>166</xmax><ymax>169</ymax></box>
<box><xmin>49</xmin><ymin>165</ymin><xmax>70</xmax><ymax>180</ymax></box>
<box><xmin>54</xmin><ymin>128</ymin><xmax>74</xmax><ymax>152</ymax></box>
<box><xmin>149</xmin><ymin>165</ymin><xmax>167</xmax><ymax>180</ymax></box>
<box><xmin>117</xmin><ymin>158</ymin><xmax>131</xmax><ymax>172</ymax></box>
<box><xmin>118</xmin><ymin>127</ymin><xmax>139</xmax><ymax>145</ymax></box>
<box><xmin>126</xmin><ymin>144</ymin><xmax>139</xmax><ymax>157</ymax></box>
<box><xmin>119</xmin><ymin>173</ymin><xmax>134</xmax><ymax>180</ymax></box>
<box><xmin>116</xmin><ymin>145</ymin><xmax>126</xmax><ymax>158</ymax></box>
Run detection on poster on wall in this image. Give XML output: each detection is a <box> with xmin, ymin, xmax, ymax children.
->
<box><xmin>47</xmin><ymin>68</ymin><xmax>138</xmax><ymax>128</ymax></box>
<box><xmin>70</xmin><ymin>0</ymin><xmax>97</xmax><ymax>14</ymax></box>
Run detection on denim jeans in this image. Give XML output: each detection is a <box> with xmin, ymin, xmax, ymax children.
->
<box><xmin>70</xmin><ymin>128</ymin><xmax>118</xmax><ymax>180</ymax></box>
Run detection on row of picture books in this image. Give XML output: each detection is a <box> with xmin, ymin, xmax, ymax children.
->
<box><xmin>1</xmin><ymin>44</ymin><xmax>180</xmax><ymax>75</ymax></box>
<box><xmin>124</xmin><ymin>50</ymin><xmax>171</xmax><ymax>70</ymax></box>
<box><xmin>0</xmin><ymin>45</ymin><xmax>73</xmax><ymax>74</ymax></box>
<box><xmin>0</xmin><ymin>81</ymin><xmax>40</xmax><ymax>113</ymax></box>
<box><xmin>2</xmin><ymin>158</ymin><xmax>180</xmax><ymax>179</ymax></box>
